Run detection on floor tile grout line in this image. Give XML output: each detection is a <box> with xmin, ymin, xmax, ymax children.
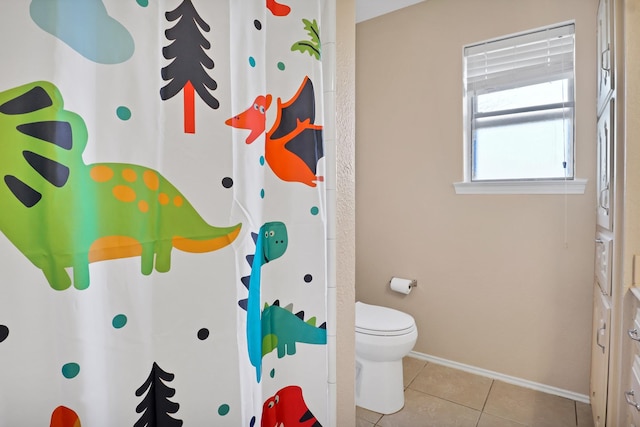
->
<box><xmin>359</xmin><ymin>398</ymin><xmax>584</xmax><ymax>427</ymax></box>
<box><xmin>360</xmin><ymin>359</ymin><xmax>591</xmax><ymax>427</ymax></box>
<box><xmin>480</xmin><ymin>378</ymin><xmax>494</xmax><ymax>412</ymax></box>
<box><xmin>474</xmin><ymin>379</ymin><xmax>495</xmax><ymax>427</ymax></box>
<box><xmin>405</xmin><ymin>384</ymin><xmax>490</xmax><ymax>413</ymax></box>
<box><xmin>403</xmin><ymin>361</ymin><xmax>426</xmax><ymax>391</ymax></box>
<box><xmin>405</xmin><ymin>365</ymin><xmax>496</xmax><ymax>414</ymax></box>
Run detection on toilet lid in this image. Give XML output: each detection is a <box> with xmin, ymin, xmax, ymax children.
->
<box><xmin>355</xmin><ymin>301</ymin><xmax>416</xmax><ymax>336</ymax></box>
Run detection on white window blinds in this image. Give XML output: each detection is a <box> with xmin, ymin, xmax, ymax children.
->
<box><xmin>465</xmin><ymin>23</ymin><xmax>575</xmax><ymax>93</ymax></box>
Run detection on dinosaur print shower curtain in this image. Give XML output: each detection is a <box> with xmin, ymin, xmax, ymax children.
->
<box><xmin>0</xmin><ymin>1</ymin><xmax>332</xmax><ymax>425</ymax></box>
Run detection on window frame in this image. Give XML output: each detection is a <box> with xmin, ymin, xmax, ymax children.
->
<box><xmin>455</xmin><ymin>22</ymin><xmax>586</xmax><ymax>195</ymax></box>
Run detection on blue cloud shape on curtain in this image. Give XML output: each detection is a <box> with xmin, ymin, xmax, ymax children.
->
<box><xmin>30</xmin><ymin>0</ymin><xmax>134</xmax><ymax>64</ymax></box>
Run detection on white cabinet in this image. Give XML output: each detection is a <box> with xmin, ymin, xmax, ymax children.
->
<box><xmin>592</xmin><ymin>4</ymin><xmax>616</xmax><ymax>423</ymax></box>
<box><xmin>624</xmin><ymin>303</ymin><xmax>640</xmax><ymax>425</ymax></box>
<box><xmin>596</xmin><ymin>100</ymin><xmax>614</xmax><ymax>230</ymax></box>
<box><xmin>597</xmin><ymin>0</ymin><xmax>614</xmax><ymax>114</ymax></box>
<box><xmin>624</xmin><ymin>356</ymin><xmax>640</xmax><ymax>426</ymax></box>
<box><xmin>592</xmin><ymin>283</ymin><xmax>612</xmax><ymax>426</ymax></box>
<box><xmin>595</xmin><ymin>232</ymin><xmax>613</xmax><ymax>296</ymax></box>
<box><xmin>592</xmin><ymin>1</ymin><xmax>640</xmax><ymax>425</ymax></box>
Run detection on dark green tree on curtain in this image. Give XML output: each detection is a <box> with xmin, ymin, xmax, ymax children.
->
<box><xmin>161</xmin><ymin>0</ymin><xmax>218</xmax><ymax>134</ymax></box>
<box><xmin>134</xmin><ymin>362</ymin><xmax>183</xmax><ymax>427</ymax></box>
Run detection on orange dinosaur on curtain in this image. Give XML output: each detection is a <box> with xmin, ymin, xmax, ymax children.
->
<box><xmin>225</xmin><ymin>76</ymin><xmax>324</xmax><ymax>187</ymax></box>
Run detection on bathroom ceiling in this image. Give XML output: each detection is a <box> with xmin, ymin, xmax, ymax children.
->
<box><xmin>356</xmin><ymin>0</ymin><xmax>426</xmax><ymax>23</ymax></box>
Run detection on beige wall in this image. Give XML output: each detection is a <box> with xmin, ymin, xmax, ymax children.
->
<box><xmin>355</xmin><ymin>0</ymin><xmax>597</xmax><ymax>394</ymax></box>
<box><xmin>336</xmin><ymin>0</ymin><xmax>356</xmax><ymax>425</ymax></box>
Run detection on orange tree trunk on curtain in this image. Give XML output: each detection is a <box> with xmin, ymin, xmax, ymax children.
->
<box><xmin>183</xmin><ymin>81</ymin><xmax>195</xmax><ymax>134</ymax></box>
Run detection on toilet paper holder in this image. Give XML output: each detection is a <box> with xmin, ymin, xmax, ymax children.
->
<box><xmin>388</xmin><ymin>277</ymin><xmax>417</xmax><ymax>288</ymax></box>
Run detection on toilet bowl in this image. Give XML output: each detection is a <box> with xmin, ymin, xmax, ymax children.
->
<box><xmin>355</xmin><ymin>301</ymin><xmax>418</xmax><ymax>414</ymax></box>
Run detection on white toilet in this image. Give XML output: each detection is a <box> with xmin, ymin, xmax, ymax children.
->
<box><xmin>355</xmin><ymin>301</ymin><xmax>418</xmax><ymax>414</ymax></box>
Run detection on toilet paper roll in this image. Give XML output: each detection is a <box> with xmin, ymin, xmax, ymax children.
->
<box><xmin>390</xmin><ymin>277</ymin><xmax>415</xmax><ymax>295</ymax></box>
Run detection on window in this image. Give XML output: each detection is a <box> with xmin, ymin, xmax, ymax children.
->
<box><xmin>456</xmin><ymin>23</ymin><xmax>585</xmax><ymax>194</ymax></box>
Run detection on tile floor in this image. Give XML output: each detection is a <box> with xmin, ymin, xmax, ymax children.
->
<box><xmin>356</xmin><ymin>357</ymin><xmax>595</xmax><ymax>427</ymax></box>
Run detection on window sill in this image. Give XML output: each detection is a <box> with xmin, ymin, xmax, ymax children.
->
<box><xmin>453</xmin><ymin>178</ymin><xmax>587</xmax><ymax>195</ymax></box>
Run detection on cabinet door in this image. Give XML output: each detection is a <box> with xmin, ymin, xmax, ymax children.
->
<box><xmin>597</xmin><ymin>0</ymin><xmax>614</xmax><ymax>114</ymax></box>
<box><xmin>591</xmin><ymin>283</ymin><xmax>611</xmax><ymax>427</ymax></box>
<box><xmin>595</xmin><ymin>232</ymin><xmax>613</xmax><ymax>296</ymax></box>
<box><xmin>625</xmin><ymin>356</ymin><xmax>640</xmax><ymax>426</ymax></box>
<box><xmin>597</xmin><ymin>100</ymin><xmax>614</xmax><ymax>230</ymax></box>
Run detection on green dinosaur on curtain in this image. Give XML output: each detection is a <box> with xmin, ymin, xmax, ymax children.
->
<box><xmin>161</xmin><ymin>0</ymin><xmax>218</xmax><ymax>134</ymax></box>
<box><xmin>261</xmin><ymin>300</ymin><xmax>327</xmax><ymax>359</ymax></box>
<box><xmin>0</xmin><ymin>81</ymin><xmax>241</xmax><ymax>291</ymax></box>
<box><xmin>238</xmin><ymin>222</ymin><xmax>326</xmax><ymax>382</ymax></box>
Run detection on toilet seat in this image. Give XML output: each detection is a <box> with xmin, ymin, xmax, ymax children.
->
<box><xmin>355</xmin><ymin>301</ymin><xmax>416</xmax><ymax>336</ymax></box>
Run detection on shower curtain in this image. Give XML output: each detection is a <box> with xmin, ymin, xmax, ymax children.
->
<box><xmin>0</xmin><ymin>1</ymin><xmax>334</xmax><ymax>425</ymax></box>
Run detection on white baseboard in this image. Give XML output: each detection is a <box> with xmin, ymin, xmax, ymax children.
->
<box><xmin>408</xmin><ymin>350</ymin><xmax>590</xmax><ymax>405</ymax></box>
